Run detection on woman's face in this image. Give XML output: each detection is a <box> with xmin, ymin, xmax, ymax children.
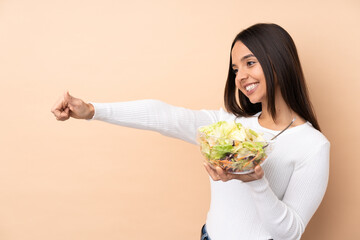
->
<box><xmin>231</xmin><ymin>41</ymin><xmax>267</xmax><ymax>104</ymax></box>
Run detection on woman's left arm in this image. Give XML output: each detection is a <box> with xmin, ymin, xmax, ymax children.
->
<box><xmin>246</xmin><ymin>142</ymin><xmax>330</xmax><ymax>239</ymax></box>
<box><xmin>204</xmin><ymin>141</ymin><xmax>330</xmax><ymax>240</ymax></box>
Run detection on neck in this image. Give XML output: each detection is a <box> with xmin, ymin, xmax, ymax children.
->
<box><xmin>259</xmin><ymin>88</ymin><xmax>300</xmax><ymax>130</ymax></box>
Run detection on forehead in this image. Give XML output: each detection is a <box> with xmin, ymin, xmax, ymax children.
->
<box><xmin>231</xmin><ymin>41</ymin><xmax>254</xmax><ymax>60</ymax></box>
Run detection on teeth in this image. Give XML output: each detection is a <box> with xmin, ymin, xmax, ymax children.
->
<box><xmin>246</xmin><ymin>83</ymin><xmax>258</xmax><ymax>91</ymax></box>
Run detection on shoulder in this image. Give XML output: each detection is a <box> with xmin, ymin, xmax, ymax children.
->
<box><xmin>297</xmin><ymin>122</ymin><xmax>330</xmax><ymax>147</ymax></box>
<box><xmin>217</xmin><ymin>108</ymin><xmax>237</xmax><ymax>121</ymax></box>
<box><xmin>281</xmin><ymin>123</ymin><xmax>330</xmax><ymax>155</ymax></box>
<box><xmin>283</xmin><ymin>122</ymin><xmax>330</xmax><ymax>164</ymax></box>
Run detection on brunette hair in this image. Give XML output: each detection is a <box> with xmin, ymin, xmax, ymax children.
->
<box><xmin>224</xmin><ymin>23</ymin><xmax>320</xmax><ymax>131</ymax></box>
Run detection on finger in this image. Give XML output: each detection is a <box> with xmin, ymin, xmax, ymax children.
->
<box><xmin>203</xmin><ymin>162</ymin><xmax>220</xmax><ymax>181</ymax></box>
<box><xmin>215</xmin><ymin>167</ymin><xmax>231</xmax><ymax>182</ymax></box>
<box><xmin>67</xmin><ymin>101</ymin><xmax>74</xmax><ymax>112</ymax></box>
<box><xmin>64</xmin><ymin>91</ymin><xmax>70</xmax><ymax>104</ymax></box>
<box><xmin>56</xmin><ymin>107</ymin><xmax>70</xmax><ymax>121</ymax></box>
<box><xmin>65</xmin><ymin>91</ymin><xmax>77</xmax><ymax>107</ymax></box>
<box><xmin>54</xmin><ymin>107</ymin><xmax>69</xmax><ymax>120</ymax></box>
<box><xmin>65</xmin><ymin>91</ymin><xmax>82</xmax><ymax>112</ymax></box>
<box><xmin>52</xmin><ymin>109</ymin><xmax>62</xmax><ymax>119</ymax></box>
<box><xmin>64</xmin><ymin>107</ymin><xmax>70</xmax><ymax>115</ymax></box>
<box><xmin>203</xmin><ymin>163</ymin><xmax>218</xmax><ymax>179</ymax></box>
<box><xmin>51</xmin><ymin>93</ymin><xmax>67</xmax><ymax>115</ymax></box>
<box><xmin>253</xmin><ymin>165</ymin><xmax>264</xmax><ymax>179</ymax></box>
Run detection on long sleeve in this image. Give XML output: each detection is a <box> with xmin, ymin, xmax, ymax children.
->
<box><xmin>90</xmin><ymin>99</ymin><xmax>223</xmax><ymax>144</ymax></box>
<box><xmin>245</xmin><ymin>141</ymin><xmax>330</xmax><ymax>240</ymax></box>
<box><xmin>88</xmin><ymin>100</ymin><xmax>330</xmax><ymax>239</ymax></box>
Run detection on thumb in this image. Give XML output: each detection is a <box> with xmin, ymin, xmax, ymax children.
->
<box><xmin>64</xmin><ymin>91</ymin><xmax>74</xmax><ymax>106</ymax></box>
<box><xmin>254</xmin><ymin>165</ymin><xmax>264</xmax><ymax>179</ymax></box>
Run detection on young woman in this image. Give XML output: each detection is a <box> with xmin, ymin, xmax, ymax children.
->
<box><xmin>52</xmin><ymin>23</ymin><xmax>330</xmax><ymax>240</ymax></box>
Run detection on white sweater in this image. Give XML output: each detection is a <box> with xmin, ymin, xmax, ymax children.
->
<box><xmin>90</xmin><ymin>100</ymin><xmax>330</xmax><ymax>240</ymax></box>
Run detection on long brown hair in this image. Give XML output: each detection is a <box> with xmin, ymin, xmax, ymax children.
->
<box><xmin>224</xmin><ymin>23</ymin><xmax>321</xmax><ymax>131</ymax></box>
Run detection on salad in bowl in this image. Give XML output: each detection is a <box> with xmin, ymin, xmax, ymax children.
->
<box><xmin>197</xmin><ymin>121</ymin><xmax>273</xmax><ymax>174</ymax></box>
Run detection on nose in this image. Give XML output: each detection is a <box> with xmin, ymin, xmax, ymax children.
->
<box><xmin>235</xmin><ymin>68</ymin><xmax>248</xmax><ymax>83</ymax></box>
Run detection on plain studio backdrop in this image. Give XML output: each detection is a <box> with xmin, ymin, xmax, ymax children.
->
<box><xmin>0</xmin><ymin>0</ymin><xmax>359</xmax><ymax>239</ymax></box>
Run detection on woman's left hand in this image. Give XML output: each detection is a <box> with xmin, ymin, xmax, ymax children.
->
<box><xmin>203</xmin><ymin>162</ymin><xmax>264</xmax><ymax>182</ymax></box>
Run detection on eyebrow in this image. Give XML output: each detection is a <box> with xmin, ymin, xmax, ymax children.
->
<box><xmin>232</xmin><ymin>54</ymin><xmax>255</xmax><ymax>67</ymax></box>
<box><xmin>241</xmin><ymin>54</ymin><xmax>255</xmax><ymax>61</ymax></box>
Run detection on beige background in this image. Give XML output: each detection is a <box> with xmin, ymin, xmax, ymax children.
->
<box><xmin>0</xmin><ymin>0</ymin><xmax>359</xmax><ymax>239</ymax></box>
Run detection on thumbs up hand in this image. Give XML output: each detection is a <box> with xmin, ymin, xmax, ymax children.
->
<box><xmin>51</xmin><ymin>91</ymin><xmax>94</xmax><ymax>121</ymax></box>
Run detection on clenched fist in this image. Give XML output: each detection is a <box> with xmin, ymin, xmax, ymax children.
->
<box><xmin>51</xmin><ymin>91</ymin><xmax>94</xmax><ymax>121</ymax></box>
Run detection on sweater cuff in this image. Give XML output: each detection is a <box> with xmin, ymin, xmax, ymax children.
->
<box><xmin>88</xmin><ymin>102</ymin><xmax>100</xmax><ymax>120</ymax></box>
<box><xmin>88</xmin><ymin>102</ymin><xmax>116</xmax><ymax>121</ymax></box>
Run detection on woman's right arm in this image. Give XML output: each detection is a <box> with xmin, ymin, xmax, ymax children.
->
<box><xmin>51</xmin><ymin>92</ymin><xmax>223</xmax><ymax>144</ymax></box>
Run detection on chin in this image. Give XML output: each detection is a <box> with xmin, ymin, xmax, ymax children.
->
<box><xmin>247</xmin><ymin>95</ymin><xmax>265</xmax><ymax>104</ymax></box>
<box><xmin>248</xmin><ymin>98</ymin><xmax>261</xmax><ymax>104</ymax></box>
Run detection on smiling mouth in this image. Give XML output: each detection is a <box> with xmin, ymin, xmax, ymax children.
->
<box><xmin>245</xmin><ymin>83</ymin><xmax>259</xmax><ymax>92</ymax></box>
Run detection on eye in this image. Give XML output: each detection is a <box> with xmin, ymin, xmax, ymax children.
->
<box><xmin>232</xmin><ymin>68</ymin><xmax>238</xmax><ymax>75</ymax></box>
<box><xmin>247</xmin><ymin>61</ymin><xmax>256</xmax><ymax>67</ymax></box>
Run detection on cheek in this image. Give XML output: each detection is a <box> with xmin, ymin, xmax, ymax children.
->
<box><xmin>235</xmin><ymin>80</ymin><xmax>247</xmax><ymax>96</ymax></box>
<box><xmin>234</xmin><ymin>78</ymin><xmax>242</xmax><ymax>90</ymax></box>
